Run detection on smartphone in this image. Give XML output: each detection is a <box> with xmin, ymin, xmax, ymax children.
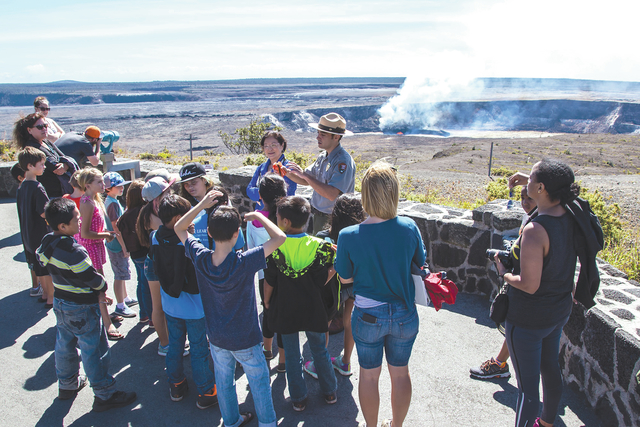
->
<box><xmin>362</xmin><ymin>313</ymin><xmax>377</xmax><ymax>324</ymax></box>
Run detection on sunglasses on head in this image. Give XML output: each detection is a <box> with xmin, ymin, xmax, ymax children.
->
<box><xmin>34</xmin><ymin>124</ymin><xmax>49</xmax><ymax>130</ymax></box>
<box><xmin>38</xmin><ymin>107</ymin><xmax>51</xmax><ymax>111</ymax></box>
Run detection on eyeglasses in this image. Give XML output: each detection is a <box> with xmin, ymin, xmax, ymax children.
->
<box><xmin>34</xmin><ymin>124</ymin><xmax>49</xmax><ymax>130</ymax></box>
<box><xmin>263</xmin><ymin>143</ymin><xmax>281</xmax><ymax>149</ymax></box>
<box><xmin>38</xmin><ymin>107</ymin><xmax>51</xmax><ymax>111</ymax></box>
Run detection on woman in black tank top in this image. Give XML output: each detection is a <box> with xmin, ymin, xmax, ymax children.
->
<box><xmin>495</xmin><ymin>159</ymin><xmax>581</xmax><ymax>427</ymax></box>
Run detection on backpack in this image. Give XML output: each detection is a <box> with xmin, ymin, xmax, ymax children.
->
<box><xmin>116</xmin><ymin>206</ymin><xmax>144</xmax><ymax>255</ymax></box>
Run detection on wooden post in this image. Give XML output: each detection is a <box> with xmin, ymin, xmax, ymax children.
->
<box><xmin>488</xmin><ymin>141</ymin><xmax>494</xmax><ymax>178</ymax></box>
<box><xmin>179</xmin><ymin>134</ymin><xmax>199</xmax><ymax>161</ymax></box>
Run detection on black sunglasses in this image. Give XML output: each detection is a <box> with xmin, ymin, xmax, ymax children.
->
<box><xmin>34</xmin><ymin>124</ymin><xmax>49</xmax><ymax>130</ymax></box>
<box><xmin>38</xmin><ymin>107</ymin><xmax>51</xmax><ymax>111</ymax></box>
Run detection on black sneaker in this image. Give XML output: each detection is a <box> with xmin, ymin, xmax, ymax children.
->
<box><xmin>469</xmin><ymin>358</ymin><xmax>511</xmax><ymax>379</ymax></box>
<box><xmin>58</xmin><ymin>375</ymin><xmax>88</xmax><ymax>400</ymax></box>
<box><xmin>324</xmin><ymin>392</ymin><xmax>337</xmax><ymax>405</ymax></box>
<box><xmin>292</xmin><ymin>398</ymin><xmax>307</xmax><ymax>412</ymax></box>
<box><xmin>196</xmin><ymin>386</ymin><xmax>218</xmax><ymax>409</ymax></box>
<box><xmin>170</xmin><ymin>379</ymin><xmax>188</xmax><ymax>402</ymax></box>
<box><xmin>276</xmin><ymin>362</ymin><xmax>286</xmax><ymax>373</ymax></box>
<box><xmin>263</xmin><ymin>349</ymin><xmax>275</xmax><ymax>360</ymax></box>
<box><xmin>92</xmin><ymin>390</ymin><xmax>137</xmax><ymax>412</ymax></box>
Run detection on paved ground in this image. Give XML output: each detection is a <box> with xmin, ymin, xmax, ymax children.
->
<box><xmin>0</xmin><ymin>197</ymin><xmax>601</xmax><ymax>426</ymax></box>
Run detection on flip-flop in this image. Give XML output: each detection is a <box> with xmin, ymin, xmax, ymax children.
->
<box><xmin>107</xmin><ymin>329</ymin><xmax>124</xmax><ymax>341</ymax></box>
<box><xmin>239</xmin><ymin>412</ymin><xmax>253</xmax><ymax>426</ymax></box>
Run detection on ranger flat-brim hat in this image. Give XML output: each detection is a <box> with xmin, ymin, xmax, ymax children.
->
<box><xmin>308</xmin><ymin>113</ymin><xmax>354</xmax><ymax>136</ymax></box>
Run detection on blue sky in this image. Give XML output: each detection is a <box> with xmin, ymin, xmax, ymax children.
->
<box><xmin>1</xmin><ymin>0</ymin><xmax>638</xmax><ymax>83</ymax></box>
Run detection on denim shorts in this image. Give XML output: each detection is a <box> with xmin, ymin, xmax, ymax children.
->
<box><xmin>352</xmin><ymin>302</ymin><xmax>419</xmax><ymax>369</ymax></box>
<box><xmin>26</xmin><ymin>250</ymin><xmax>48</xmax><ymax>277</ymax></box>
<box><xmin>340</xmin><ymin>285</ymin><xmax>355</xmax><ymax>304</ymax></box>
<box><xmin>143</xmin><ymin>256</ymin><xmax>158</xmax><ymax>282</ymax></box>
<box><xmin>107</xmin><ymin>249</ymin><xmax>131</xmax><ymax>281</ymax></box>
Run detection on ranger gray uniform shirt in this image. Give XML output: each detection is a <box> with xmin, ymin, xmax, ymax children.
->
<box><xmin>305</xmin><ymin>144</ymin><xmax>356</xmax><ymax>214</ymax></box>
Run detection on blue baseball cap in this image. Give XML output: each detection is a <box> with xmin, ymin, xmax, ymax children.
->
<box><xmin>103</xmin><ymin>172</ymin><xmax>131</xmax><ymax>189</ymax></box>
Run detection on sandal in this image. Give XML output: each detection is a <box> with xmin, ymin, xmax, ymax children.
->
<box><xmin>110</xmin><ymin>314</ymin><xmax>124</xmax><ymax>322</ymax></box>
<box><xmin>107</xmin><ymin>329</ymin><xmax>124</xmax><ymax>341</ymax></box>
<box><xmin>239</xmin><ymin>412</ymin><xmax>253</xmax><ymax>426</ymax></box>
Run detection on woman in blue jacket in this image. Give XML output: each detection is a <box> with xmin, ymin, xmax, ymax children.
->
<box><xmin>246</xmin><ymin>132</ymin><xmax>296</xmax><ymax>209</ymax></box>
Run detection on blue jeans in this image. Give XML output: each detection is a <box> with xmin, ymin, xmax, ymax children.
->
<box><xmin>352</xmin><ymin>303</ymin><xmax>419</xmax><ymax>369</ymax></box>
<box><xmin>53</xmin><ymin>298</ymin><xmax>116</xmax><ymax>400</ymax></box>
<box><xmin>506</xmin><ymin>316</ymin><xmax>569</xmax><ymax>427</ymax></box>
<box><xmin>132</xmin><ymin>257</ymin><xmax>152</xmax><ymax>319</ymax></box>
<box><xmin>165</xmin><ymin>314</ymin><xmax>215</xmax><ymax>395</ymax></box>
<box><xmin>281</xmin><ymin>331</ymin><xmax>337</xmax><ymax>402</ymax></box>
<box><xmin>209</xmin><ymin>343</ymin><xmax>276</xmax><ymax>427</ymax></box>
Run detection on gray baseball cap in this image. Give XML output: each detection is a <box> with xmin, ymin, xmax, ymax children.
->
<box><xmin>142</xmin><ymin>176</ymin><xmax>174</xmax><ymax>202</ymax></box>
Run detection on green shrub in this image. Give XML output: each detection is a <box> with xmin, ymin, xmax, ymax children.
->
<box><xmin>218</xmin><ymin>118</ymin><xmax>282</xmax><ymax>154</ymax></box>
<box><xmin>243</xmin><ymin>154</ymin><xmax>266</xmax><ymax>166</ymax></box>
<box><xmin>138</xmin><ymin>147</ymin><xmax>174</xmax><ymax>161</ymax></box>
<box><xmin>599</xmin><ymin>229</ymin><xmax>640</xmax><ymax>281</ymax></box>
<box><xmin>569</xmin><ymin>185</ymin><xmax>633</xmax><ymax>279</ymax></box>
<box><xmin>580</xmin><ymin>186</ymin><xmax>623</xmax><ymax>244</ymax></box>
<box><xmin>157</xmin><ymin>148</ymin><xmax>173</xmax><ymax>160</ymax></box>
<box><xmin>351</xmin><ymin>152</ymin><xmax>372</xmax><ymax>193</ymax></box>
<box><xmin>138</xmin><ymin>152</ymin><xmax>157</xmax><ymax>160</ymax></box>
<box><xmin>286</xmin><ymin>150</ymin><xmax>315</xmax><ymax>170</ymax></box>
<box><xmin>490</xmin><ymin>166</ymin><xmax>517</xmax><ymax>177</ymax></box>
<box><xmin>0</xmin><ymin>140</ymin><xmax>17</xmax><ymax>161</ymax></box>
<box><xmin>485</xmin><ymin>177</ymin><xmax>510</xmax><ymax>201</ymax></box>
<box><xmin>243</xmin><ymin>149</ymin><xmax>314</xmax><ymax>169</ymax></box>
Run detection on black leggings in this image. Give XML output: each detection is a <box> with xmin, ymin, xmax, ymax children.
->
<box><xmin>506</xmin><ymin>316</ymin><xmax>569</xmax><ymax>427</ymax></box>
<box><xmin>259</xmin><ymin>279</ymin><xmax>282</xmax><ymax>348</ymax></box>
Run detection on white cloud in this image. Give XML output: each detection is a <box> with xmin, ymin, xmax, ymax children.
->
<box><xmin>25</xmin><ymin>64</ymin><xmax>46</xmax><ymax>74</ymax></box>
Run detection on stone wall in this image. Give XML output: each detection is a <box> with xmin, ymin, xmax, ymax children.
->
<box><xmin>0</xmin><ymin>162</ymin><xmax>637</xmax><ymax>425</ymax></box>
<box><xmin>215</xmin><ymin>167</ymin><xmax>639</xmax><ymax>426</ymax></box>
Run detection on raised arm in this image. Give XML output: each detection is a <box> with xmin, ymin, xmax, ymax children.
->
<box><xmin>496</xmin><ymin>222</ymin><xmax>547</xmax><ymax>294</ymax></box>
<box><xmin>243</xmin><ymin>211</ymin><xmax>286</xmax><ymax>257</ymax></box>
<box><xmin>301</xmin><ymin>172</ymin><xmax>342</xmax><ymax>202</ymax></box>
<box><xmin>508</xmin><ymin>172</ymin><xmax>530</xmax><ymax>188</ymax></box>
<box><xmin>283</xmin><ymin>162</ymin><xmax>310</xmax><ymax>186</ymax></box>
<box><xmin>174</xmin><ymin>190</ymin><xmax>223</xmax><ymax>244</ymax></box>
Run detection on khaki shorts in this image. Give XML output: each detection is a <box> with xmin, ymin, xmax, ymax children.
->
<box><xmin>107</xmin><ymin>249</ymin><xmax>131</xmax><ymax>281</ymax></box>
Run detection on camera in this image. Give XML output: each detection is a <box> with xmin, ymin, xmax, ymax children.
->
<box><xmin>486</xmin><ymin>249</ymin><xmax>513</xmax><ymax>271</ymax></box>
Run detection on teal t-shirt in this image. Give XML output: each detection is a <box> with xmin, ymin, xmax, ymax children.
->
<box><xmin>105</xmin><ymin>195</ymin><xmax>123</xmax><ymax>252</ymax></box>
<box><xmin>192</xmin><ymin>208</ymin><xmax>245</xmax><ymax>251</ymax></box>
<box><xmin>335</xmin><ymin>216</ymin><xmax>426</xmax><ymax>307</ymax></box>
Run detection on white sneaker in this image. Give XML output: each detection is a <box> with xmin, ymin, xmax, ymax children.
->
<box><xmin>114</xmin><ymin>304</ymin><xmax>137</xmax><ymax>318</ymax></box>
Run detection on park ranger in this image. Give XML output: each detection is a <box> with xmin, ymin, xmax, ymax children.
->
<box><xmin>287</xmin><ymin>112</ymin><xmax>356</xmax><ymax>235</ymax></box>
